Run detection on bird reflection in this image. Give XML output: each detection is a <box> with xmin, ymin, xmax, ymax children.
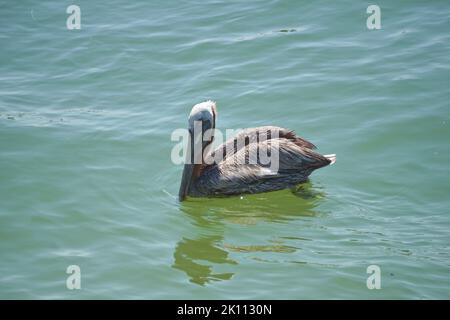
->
<box><xmin>172</xmin><ymin>182</ymin><xmax>324</xmax><ymax>286</ymax></box>
<box><xmin>173</xmin><ymin>236</ymin><xmax>237</xmax><ymax>285</ymax></box>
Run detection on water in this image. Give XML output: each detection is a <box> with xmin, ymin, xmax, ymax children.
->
<box><xmin>1</xmin><ymin>0</ymin><xmax>449</xmax><ymax>299</ymax></box>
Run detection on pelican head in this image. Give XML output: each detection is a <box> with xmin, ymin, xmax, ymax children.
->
<box><xmin>179</xmin><ymin>100</ymin><xmax>217</xmax><ymax>201</ymax></box>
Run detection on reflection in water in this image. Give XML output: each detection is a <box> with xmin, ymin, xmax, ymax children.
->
<box><xmin>172</xmin><ymin>182</ymin><xmax>324</xmax><ymax>285</ymax></box>
<box><xmin>224</xmin><ymin>242</ymin><xmax>297</xmax><ymax>253</ymax></box>
<box><xmin>173</xmin><ymin>236</ymin><xmax>237</xmax><ymax>285</ymax></box>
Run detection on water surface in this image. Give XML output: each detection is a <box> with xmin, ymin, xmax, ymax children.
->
<box><xmin>1</xmin><ymin>0</ymin><xmax>450</xmax><ymax>299</ymax></box>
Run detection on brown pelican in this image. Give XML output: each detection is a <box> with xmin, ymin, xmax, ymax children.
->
<box><xmin>179</xmin><ymin>100</ymin><xmax>336</xmax><ymax>201</ymax></box>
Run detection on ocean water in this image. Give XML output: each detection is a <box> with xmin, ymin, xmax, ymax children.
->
<box><xmin>1</xmin><ymin>0</ymin><xmax>449</xmax><ymax>299</ymax></box>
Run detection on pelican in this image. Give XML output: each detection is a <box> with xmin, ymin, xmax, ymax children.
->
<box><xmin>179</xmin><ymin>100</ymin><xmax>336</xmax><ymax>201</ymax></box>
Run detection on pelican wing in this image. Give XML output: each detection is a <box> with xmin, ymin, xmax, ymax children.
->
<box><xmin>209</xmin><ymin>126</ymin><xmax>316</xmax><ymax>163</ymax></box>
<box><xmin>193</xmin><ymin>138</ymin><xmax>330</xmax><ymax>196</ymax></box>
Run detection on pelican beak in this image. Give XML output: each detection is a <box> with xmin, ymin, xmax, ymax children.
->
<box><xmin>179</xmin><ymin>130</ymin><xmax>195</xmax><ymax>201</ymax></box>
<box><xmin>179</xmin><ymin>163</ymin><xmax>193</xmax><ymax>201</ymax></box>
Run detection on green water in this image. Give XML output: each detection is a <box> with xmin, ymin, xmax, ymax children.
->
<box><xmin>1</xmin><ymin>0</ymin><xmax>450</xmax><ymax>299</ymax></box>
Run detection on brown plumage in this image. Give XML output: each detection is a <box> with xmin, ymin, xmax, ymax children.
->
<box><xmin>179</xmin><ymin>101</ymin><xmax>335</xmax><ymax>201</ymax></box>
